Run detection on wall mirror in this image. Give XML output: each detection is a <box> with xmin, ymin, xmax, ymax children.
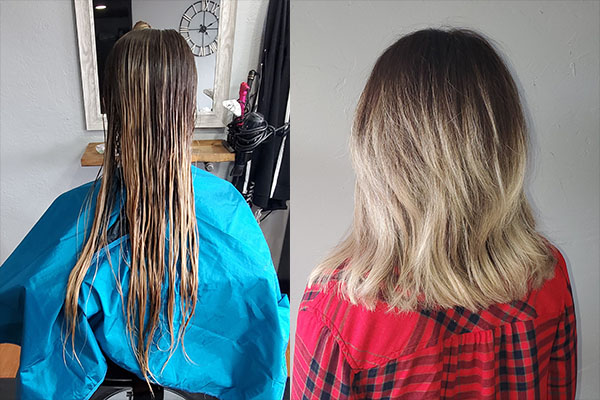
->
<box><xmin>75</xmin><ymin>0</ymin><xmax>236</xmax><ymax>130</ymax></box>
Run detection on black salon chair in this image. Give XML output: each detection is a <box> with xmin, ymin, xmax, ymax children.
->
<box><xmin>90</xmin><ymin>357</ymin><xmax>218</xmax><ymax>400</ymax></box>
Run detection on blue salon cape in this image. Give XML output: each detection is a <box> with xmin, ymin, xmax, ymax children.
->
<box><xmin>0</xmin><ymin>165</ymin><xmax>289</xmax><ymax>400</ymax></box>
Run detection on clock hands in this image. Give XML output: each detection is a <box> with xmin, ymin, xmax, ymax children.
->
<box><xmin>188</xmin><ymin>20</ymin><xmax>218</xmax><ymax>34</ymax></box>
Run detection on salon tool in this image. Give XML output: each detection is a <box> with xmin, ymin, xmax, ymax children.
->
<box><xmin>222</xmin><ymin>99</ymin><xmax>242</xmax><ymax>117</ymax></box>
<box><xmin>226</xmin><ymin>111</ymin><xmax>289</xmax><ymax>198</ymax></box>
<box><xmin>223</xmin><ymin>69</ymin><xmax>291</xmax><ymax>206</ymax></box>
<box><xmin>238</xmin><ymin>82</ymin><xmax>250</xmax><ymax>116</ymax></box>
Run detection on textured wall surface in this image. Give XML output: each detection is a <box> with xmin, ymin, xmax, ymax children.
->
<box><xmin>0</xmin><ymin>0</ymin><xmax>269</xmax><ymax>260</ymax></box>
<box><xmin>290</xmin><ymin>1</ymin><xmax>599</xmax><ymax>398</ymax></box>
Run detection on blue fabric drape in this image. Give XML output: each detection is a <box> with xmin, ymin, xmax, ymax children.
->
<box><xmin>0</xmin><ymin>165</ymin><xmax>289</xmax><ymax>400</ymax></box>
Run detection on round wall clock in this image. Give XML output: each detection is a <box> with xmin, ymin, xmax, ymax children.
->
<box><xmin>179</xmin><ymin>0</ymin><xmax>220</xmax><ymax>57</ymax></box>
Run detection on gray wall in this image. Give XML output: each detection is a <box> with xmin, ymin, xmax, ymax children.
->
<box><xmin>290</xmin><ymin>1</ymin><xmax>599</xmax><ymax>398</ymax></box>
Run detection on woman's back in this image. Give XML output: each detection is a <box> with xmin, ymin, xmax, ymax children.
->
<box><xmin>293</xmin><ymin>245</ymin><xmax>576</xmax><ymax>399</ymax></box>
<box><xmin>292</xmin><ymin>28</ymin><xmax>576</xmax><ymax>399</ymax></box>
<box><xmin>0</xmin><ymin>165</ymin><xmax>289</xmax><ymax>400</ymax></box>
<box><xmin>0</xmin><ymin>18</ymin><xmax>288</xmax><ymax>400</ymax></box>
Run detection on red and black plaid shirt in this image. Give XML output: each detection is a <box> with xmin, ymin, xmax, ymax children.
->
<box><xmin>293</xmin><ymin>246</ymin><xmax>576</xmax><ymax>399</ymax></box>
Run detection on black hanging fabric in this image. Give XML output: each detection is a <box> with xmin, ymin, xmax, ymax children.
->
<box><xmin>250</xmin><ymin>0</ymin><xmax>290</xmax><ymax>211</ymax></box>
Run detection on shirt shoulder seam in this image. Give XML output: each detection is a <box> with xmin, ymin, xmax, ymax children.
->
<box><xmin>300</xmin><ymin>294</ymin><xmax>362</xmax><ymax>371</ymax></box>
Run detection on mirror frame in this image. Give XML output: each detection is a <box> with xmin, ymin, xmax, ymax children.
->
<box><xmin>74</xmin><ymin>0</ymin><xmax>237</xmax><ymax>131</ymax></box>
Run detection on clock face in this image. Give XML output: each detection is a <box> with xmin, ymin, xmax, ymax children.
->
<box><xmin>179</xmin><ymin>0</ymin><xmax>219</xmax><ymax>57</ymax></box>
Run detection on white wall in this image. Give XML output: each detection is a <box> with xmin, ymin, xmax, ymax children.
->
<box><xmin>0</xmin><ymin>0</ymin><xmax>271</xmax><ymax>260</ymax></box>
<box><xmin>290</xmin><ymin>1</ymin><xmax>599</xmax><ymax>398</ymax></box>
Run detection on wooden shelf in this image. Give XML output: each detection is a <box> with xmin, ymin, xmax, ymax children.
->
<box><xmin>0</xmin><ymin>344</ymin><xmax>19</xmax><ymax>378</ymax></box>
<box><xmin>81</xmin><ymin>140</ymin><xmax>235</xmax><ymax>167</ymax></box>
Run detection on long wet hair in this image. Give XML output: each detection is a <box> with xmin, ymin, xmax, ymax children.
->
<box><xmin>64</xmin><ymin>21</ymin><xmax>199</xmax><ymax>383</ymax></box>
<box><xmin>309</xmin><ymin>28</ymin><xmax>555</xmax><ymax>312</ymax></box>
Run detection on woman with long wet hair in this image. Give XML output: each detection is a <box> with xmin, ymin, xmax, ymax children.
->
<box><xmin>293</xmin><ymin>28</ymin><xmax>576</xmax><ymax>399</ymax></box>
<box><xmin>0</xmin><ymin>22</ymin><xmax>288</xmax><ymax>400</ymax></box>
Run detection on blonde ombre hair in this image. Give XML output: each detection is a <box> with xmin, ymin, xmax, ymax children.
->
<box><xmin>309</xmin><ymin>28</ymin><xmax>555</xmax><ymax>312</ymax></box>
<box><xmin>64</xmin><ymin>21</ymin><xmax>199</xmax><ymax>385</ymax></box>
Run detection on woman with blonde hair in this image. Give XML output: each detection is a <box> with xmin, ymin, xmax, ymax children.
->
<box><xmin>0</xmin><ymin>22</ymin><xmax>288</xmax><ymax>400</ymax></box>
<box><xmin>293</xmin><ymin>28</ymin><xmax>576</xmax><ymax>399</ymax></box>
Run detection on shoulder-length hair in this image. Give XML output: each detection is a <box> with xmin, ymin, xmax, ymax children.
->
<box><xmin>64</xmin><ymin>21</ymin><xmax>199</xmax><ymax>384</ymax></box>
<box><xmin>310</xmin><ymin>28</ymin><xmax>555</xmax><ymax>312</ymax></box>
